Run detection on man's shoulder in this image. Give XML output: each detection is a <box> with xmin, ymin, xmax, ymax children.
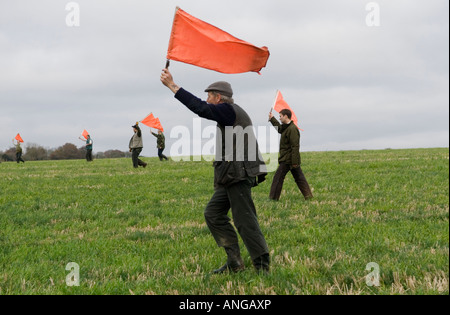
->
<box><xmin>217</xmin><ymin>102</ymin><xmax>235</xmax><ymax>111</ymax></box>
<box><xmin>283</xmin><ymin>122</ymin><xmax>298</xmax><ymax>135</ymax></box>
<box><xmin>288</xmin><ymin>121</ymin><xmax>299</xmax><ymax>130</ymax></box>
<box><xmin>214</xmin><ymin>102</ymin><xmax>237</xmax><ymax>126</ymax></box>
<box><xmin>230</xmin><ymin>103</ymin><xmax>252</xmax><ymax>121</ymax></box>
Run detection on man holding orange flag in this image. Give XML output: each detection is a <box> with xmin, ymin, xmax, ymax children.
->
<box><xmin>160</xmin><ymin>68</ymin><xmax>270</xmax><ymax>274</ymax></box>
<box><xmin>13</xmin><ymin>138</ymin><xmax>25</xmax><ymax>164</ymax></box>
<box><xmin>268</xmin><ymin>110</ymin><xmax>313</xmax><ymax>201</ymax></box>
<box><xmin>129</xmin><ymin>123</ymin><xmax>147</xmax><ymax>169</ymax></box>
<box><xmin>79</xmin><ymin>132</ymin><xmax>93</xmax><ymax>162</ymax></box>
<box><xmin>151</xmin><ymin>130</ymin><xmax>168</xmax><ymax>161</ymax></box>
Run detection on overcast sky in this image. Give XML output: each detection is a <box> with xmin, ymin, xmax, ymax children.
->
<box><xmin>0</xmin><ymin>0</ymin><xmax>448</xmax><ymax>157</ymax></box>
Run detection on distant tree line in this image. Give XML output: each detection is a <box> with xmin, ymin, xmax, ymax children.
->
<box><xmin>0</xmin><ymin>143</ymin><xmax>131</xmax><ymax>162</ymax></box>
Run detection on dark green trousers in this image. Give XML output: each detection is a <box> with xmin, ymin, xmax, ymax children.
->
<box><xmin>204</xmin><ymin>177</ymin><xmax>269</xmax><ymax>261</ymax></box>
<box><xmin>131</xmin><ymin>148</ymin><xmax>145</xmax><ymax>168</ymax></box>
<box><xmin>269</xmin><ymin>163</ymin><xmax>313</xmax><ymax>201</ymax></box>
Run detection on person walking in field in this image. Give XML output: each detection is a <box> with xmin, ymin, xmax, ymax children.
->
<box><xmin>14</xmin><ymin>139</ymin><xmax>25</xmax><ymax>163</ymax></box>
<box><xmin>268</xmin><ymin>109</ymin><xmax>313</xmax><ymax>201</ymax></box>
<box><xmin>161</xmin><ymin>68</ymin><xmax>270</xmax><ymax>274</ymax></box>
<box><xmin>129</xmin><ymin>122</ymin><xmax>147</xmax><ymax>168</ymax></box>
<box><xmin>79</xmin><ymin>134</ymin><xmax>94</xmax><ymax>162</ymax></box>
<box><xmin>151</xmin><ymin>130</ymin><xmax>169</xmax><ymax>161</ymax></box>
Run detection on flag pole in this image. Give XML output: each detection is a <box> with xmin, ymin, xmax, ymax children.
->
<box><xmin>270</xmin><ymin>90</ymin><xmax>279</xmax><ymax>113</ymax></box>
<box><xmin>165</xmin><ymin>6</ymin><xmax>180</xmax><ymax>70</ymax></box>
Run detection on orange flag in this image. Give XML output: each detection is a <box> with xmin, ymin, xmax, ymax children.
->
<box><xmin>81</xmin><ymin>130</ymin><xmax>89</xmax><ymax>139</ymax></box>
<box><xmin>141</xmin><ymin>113</ymin><xmax>164</xmax><ymax>132</ymax></box>
<box><xmin>141</xmin><ymin>113</ymin><xmax>157</xmax><ymax>127</ymax></box>
<box><xmin>167</xmin><ymin>8</ymin><xmax>270</xmax><ymax>74</ymax></box>
<box><xmin>15</xmin><ymin>133</ymin><xmax>24</xmax><ymax>143</ymax></box>
<box><xmin>272</xmin><ymin>90</ymin><xmax>304</xmax><ymax>131</ymax></box>
<box><xmin>154</xmin><ymin>118</ymin><xmax>164</xmax><ymax>132</ymax></box>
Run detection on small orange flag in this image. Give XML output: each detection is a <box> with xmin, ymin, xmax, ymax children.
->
<box><xmin>15</xmin><ymin>133</ymin><xmax>24</xmax><ymax>143</ymax></box>
<box><xmin>167</xmin><ymin>8</ymin><xmax>270</xmax><ymax>74</ymax></box>
<box><xmin>81</xmin><ymin>130</ymin><xmax>89</xmax><ymax>139</ymax></box>
<box><xmin>272</xmin><ymin>90</ymin><xmax>304</xmax><ymax>131</ymax></box>
<box><xmin>14</xmin><ymin>133</ymin><xmax>23</xmax><ymax>142</ymax></box>
<box><xmin>141</xmin><ymin>113</ymin><xmax>164</xmax><ymax>132</ymax></box>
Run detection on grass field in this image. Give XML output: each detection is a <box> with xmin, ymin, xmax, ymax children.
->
<box><xmin>0</xmin><ymin>148</ymin><xmax>448</xmax><ymax>295</ymax></box>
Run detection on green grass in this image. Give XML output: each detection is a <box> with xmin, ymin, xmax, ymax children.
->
<box><xmin>0</xmin><ymin>148</ymin><xmax>448</xmax><ymax>295</ymax></box>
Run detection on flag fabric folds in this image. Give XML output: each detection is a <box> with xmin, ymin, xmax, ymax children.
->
<box><xmin>141</xmin><ymin>113</ymin><xmax>164</xmax><ymax>132</ymax></box>
<box><xmin>272</xmin><ymin>90</ymin><xmax>303</xmax><ymax>131</ymax></box>
<box><xmin>81</xmin><ymin>130</ymin><xmax>89</xmax><ymax>139</ymax></box>
<box><xmin>154</xmin><ymin>118</ymin><xmax>163</xmax><ymax>132</ymax></box>
<box><xmin>167</xmin><ymin>8</ymin><xmax>270</xmax><ymax>74</ymax></box>
<box><xmin>15</xmin><ymin>133</ymin><xmax>24</xmax><ymax>143</ymax></box>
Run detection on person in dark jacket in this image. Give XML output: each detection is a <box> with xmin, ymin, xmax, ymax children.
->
<box><xmin>161</xmin><ymin>68</ymin><xmax>270</xmax><ymax>274</ymax></box>
<box><xmin>129</xmin><ymin>123</ymin><xmax>147</xmax><ymax>168</ymax></box>
<box><xmin>268</xmin><ymin>109</ymin><xmax>313</xmax><ymax>201</ymax></box>
<box><xmin>151</xmin><ymin>130</ymin><xmax>168</xmax><ymax>161</ymax></box>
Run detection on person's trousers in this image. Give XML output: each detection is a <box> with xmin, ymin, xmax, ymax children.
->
<box><xmin>204</xmin><ymin>177</ymin><xmax>269</xmax><ymax>261</ymax></box>
<box><xmin>86</xmin><ymin>149</ymin><xmax>93</xmax><ymax>162</ymax></box>
<box><xmin>16</xmin><ymin>152</ymin><xmax>24</xmax><ymax>163</ymax></box>
<box><xmin>131</xmin><ymin>148</ymin><xmax>145</xmax><ymax>168</ymax></box>
<box><xmin>158</xmin><ymin>148</ymin><xmax>168</xmax><ymax>161</ymax></box>
<box><xmin>269</xmin><ymin>163</ymin><xmax>313</xmax><ymax>200</ymax></box>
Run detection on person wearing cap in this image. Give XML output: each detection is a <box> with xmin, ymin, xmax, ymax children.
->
<box><xmin>161</xmin><ymin>68</ymin><xmax>270</xmax><ymax>274</ymax></box>
<box><xmin>151</xmin><ymin>130</ymin><xmax>168</xmax><ymax>161</ymax></box>
<box><xmin>129</xmin><ymin>123</ymin><xmax>147</xmax><ymax>168</ymax></box>
<box><xmin>268</xmin><ymin>109</ymin><xmax>313</xmax><ymax>201</ymax></box>
<box><xmin>79</xmin><ymin>134</ymin><xmax>93</xmax><ymax>162</ymax></box>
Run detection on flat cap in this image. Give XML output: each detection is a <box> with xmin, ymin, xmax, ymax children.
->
<box><xmin>132</xmin><ymin>122</ymin><xmax>140</xmax><ymax>129</ymax></box>
<box><xmin>204</xmin><ymin>81</ymin><xmax>233</xmax><ymax>98</ymax></box>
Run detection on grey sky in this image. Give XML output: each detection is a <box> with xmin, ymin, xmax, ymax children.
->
<box><xmin>0</xmin><ymin>0</ymin><xmax>448</xmax><ymax>157</ymax></box>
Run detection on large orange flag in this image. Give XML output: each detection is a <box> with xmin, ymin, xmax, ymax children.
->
<box><xmin>272</xmin><ymin>90</ymin><xmax>304</xmax><ymax>131</ymax></box>
<box><xmin>15</xmin><ymin>133</ymin><xmax>24</xmax><ymax>143</ymax></box>
<box><xmin>141</xmin><ymin>113</ymin><xmax>164</xmax><ymax>132</ymax></box>
<box><xmin>167</xmin><ymin>8</ymin><xmax>270</xmax><ymax>74</ymax></box>
<box><xmin>81</xmin><ymin>130</ymin><xmax>89</xmax><ymax>139</ymax></box>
